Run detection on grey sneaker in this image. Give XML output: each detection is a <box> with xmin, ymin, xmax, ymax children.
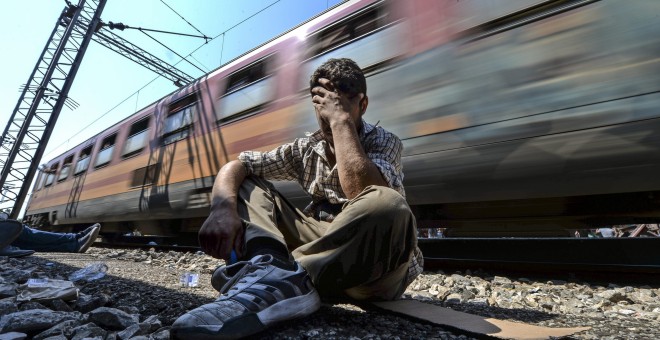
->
<box><xmin>76</xmin><ymin>223</ymin><xmax>101</xmax><ymax>239</ymax></box>
<box><xmin>77</xmin><ymin>224</ymin><xmax>101</xmax><ymax>253</ymax></box>
<box><xmin>171</xmin><ymin>254</ymin><xmax>321</xmax><ymax>339</ymax></box>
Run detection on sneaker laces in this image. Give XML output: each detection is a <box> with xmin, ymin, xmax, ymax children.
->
<box><xmin>219</xmin><ymin>255</ymin><xmax>274</xmax><ymax>295</ymax></box>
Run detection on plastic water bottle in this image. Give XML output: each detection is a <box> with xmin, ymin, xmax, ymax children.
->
<box><xmin>68</xmin><ymin>262</ymin><xmax>108</xmax><ymax>282</ymax></box>
<box><xmin>180</xmin><ymin>273</ymin><xmax>199</xmax><ymax>287</ymax></box>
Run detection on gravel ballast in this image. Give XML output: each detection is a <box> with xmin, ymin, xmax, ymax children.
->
<box><xmin>1</xmin><ymin>247</ymin><xmax>659</xmax><ymax>339</ymax></box>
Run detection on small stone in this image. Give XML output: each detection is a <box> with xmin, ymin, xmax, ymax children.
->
<box><xmin>87</xmin><ymin>307</ymin><xmax>138</xmax><ymax>330</ymax></box>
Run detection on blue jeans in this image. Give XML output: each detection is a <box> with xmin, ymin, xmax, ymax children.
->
<box><xmin>12</xmin><ymin>226</ymin><xmax>78</xmax><ymax>252</ymax></box>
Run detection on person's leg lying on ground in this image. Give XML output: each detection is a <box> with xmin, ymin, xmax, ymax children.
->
<box><xmin>171</xmin><ymin>176</ymin><xmax>322</xmax><ymax>339</ymax></box>
<box><xmin>293</xmin><ymin>185</ymin><xmax>419</xmax><ymax>301</ymax></box>
<box><xmin>11</xmin><ymin>223</ymin><xmax>101</xmax><ymax>253</ymax></box>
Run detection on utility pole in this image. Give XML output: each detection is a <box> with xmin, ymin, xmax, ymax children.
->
<box><xmin>0</xmin><ymin>0</ymin><xmax>196</xmax><ymax>219</ymax></box>
<box><xmin>0</xmin><ymin>0</ymin><xmax>107</xmax><ymax>219</ymax></box>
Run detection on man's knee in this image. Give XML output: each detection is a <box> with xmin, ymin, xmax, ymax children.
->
<box><xmin>348</xmin><ymin>185</ymin><xmax>412</xmax><ymax>222</ymax></box>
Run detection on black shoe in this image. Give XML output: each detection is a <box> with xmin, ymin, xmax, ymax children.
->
<box><xmin>76</xmin><ymin>223</ymin><xmax>101</xmax><ymax>240</ymax></box>
<box><xmin>0</xmin><ymin>220</ymin><xmax>24</xmax><ymax>249</ymax></box>
<box><xmin>77</xmin><ymin>224</ymin><xmax>101</xmax><ymax>253</ymax></box>
<box><xmin>0</xmin><ymin>245</ymin><xmax>34</xmax><ymax>258</ymax></box>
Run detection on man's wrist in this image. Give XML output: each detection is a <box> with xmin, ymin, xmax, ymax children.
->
<box><xmin>210</xmin><ymin>195</ymin><xmax>237</xmax><ymax>211</ymax></box>
<box><xmin>329</xmin><ymin>116</ymin><xmax>356</xmax><ymax>131</ymax></box>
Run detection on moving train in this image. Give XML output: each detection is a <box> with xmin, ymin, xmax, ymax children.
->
<box><xmin>24</xmin><ymin>0</ymin><xmax>660</xmax><ymax>238</ymax></box>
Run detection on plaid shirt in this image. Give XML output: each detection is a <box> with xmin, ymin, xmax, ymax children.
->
<box><xmin>238</xmin><ymin>119</ymin><xmax>422</xmax><ymax>288</ymax></box>
<box><xmin>238</xmin><ymin>119</ymin><xmax>405</xmax><ymax>206</ymax></box>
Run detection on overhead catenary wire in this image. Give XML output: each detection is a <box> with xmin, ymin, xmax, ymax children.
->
<box><xmin>139</xmin><ymin>29</ymin><xmax>207</xmax><ymax>74</ymax></box>
<box><xmin>159</xmin><ymin>0</ymin><xmax>208</xmax><ymax>39</ymax></box>
<box><xmin>42</xmin><ymin>0</ymin><xmax>282</xmax><ymax>160</ymax></box>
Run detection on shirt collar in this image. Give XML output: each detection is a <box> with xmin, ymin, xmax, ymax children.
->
<box><xmin>305</xmin><ymin>119</ymin><xmax>376</xmax><ymax>162</ymax></box>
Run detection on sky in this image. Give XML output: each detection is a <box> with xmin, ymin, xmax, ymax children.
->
<box><xmin>0</xmin><ymin>0</ymin><xmax>343</xmax><ymax>213</ymax></box>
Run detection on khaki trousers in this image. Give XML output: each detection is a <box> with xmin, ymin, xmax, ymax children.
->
<box><xmin>237</xmin><ymin>176</ymin><xmax>418</xmax><ymax>301</ymax></box>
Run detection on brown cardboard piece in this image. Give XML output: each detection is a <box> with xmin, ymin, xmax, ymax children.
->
<box><xmin>373</xmin><ymin>300</ymin><xmax>590</xmax><ymax>340</ymax></box>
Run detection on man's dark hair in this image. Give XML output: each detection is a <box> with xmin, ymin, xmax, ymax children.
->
<box><xmin>310</xmin><ymin>58</ymin><xmax>366</xmax><ymax>98</ymax></box>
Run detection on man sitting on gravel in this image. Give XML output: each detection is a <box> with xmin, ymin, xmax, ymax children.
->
<box><xmin>172</xmin><ymin>58</ymin><xmax>423</xmax><ymax>339</ymax></box>
<box><xmin>0</xmin><ymin>212</ymin><xmax>101</xmax><ymax>257</ymax></box>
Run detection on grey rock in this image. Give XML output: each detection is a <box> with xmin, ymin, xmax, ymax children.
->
<box><xmin>140</xmin><ymin>315</ymin><xmax>162</xmax><ymax>332</ymax></box>
<box><xmin>32</xmin><ymin>320</ymin><xmax>81</xmax><ymax>340</ymax></box>
<box><xmin>70</xmin><ymin>323</ymin><xmax>107</xmax><ymax>340</ymax></box>
<box><xmin>116</xmin><ymin>305</ymin><xmax>139</xmax><ymax>315</ymax></box>
<box><xmin>149</xmin><ymin>328</ymin><xmax>170</xmax><ymax>340</ymax></box>
<box><xmin>0</xmin><ymin>332</ymin><xmax>28</xmax><ymax>340</ymax></box>
<box><xmin>87</xmin><ymin>307</ymin><xmax>138</xmax><ymax>330</ymax></box>
<box><xmin>0</xmin><ymin>300</ymin><xmax>17</xmax><ymax>317</ymax></box>
<box><xmin>74</xmin><ymin>294</ymin><xmax>109</xmax><ymax>313</ymax></box>
<box><xmin>117</xmin><ymin>322</ymin><xmax>152</xmax><ymax>340</ymax></box>
<box><xmin>1</xmin><ymin>270</ymin><xmax>31</xmax><ymax>284</ymax></box>
<box><xmin>42</xmin><ymin>299</ymin><xmax>73</xmax><ymax>312</ymax></box>
<box><xmin>596</xmin><ymin>289</ymin><xmax>630</xmax><ymax>303</ymax></box>
<box><xmin>0</xmin><ymin>309</ymin><xmax>80</xmax><ymax>334</ymax></box>
<box><xmin>41</xmin><ymin>336</ymin><xmax>67</xmax><ymax>340</ymax></box>
<box><xmin>18</xmin><ymin>301</ymin><xmax>48</xmax><ymax>311</ymax></box>
<box><xmin>0</xmin><ymin>283</ymin><xmax>17</xmax><ymax>299</ymax></box>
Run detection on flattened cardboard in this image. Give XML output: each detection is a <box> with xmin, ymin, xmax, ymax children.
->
<box><xmin>373</xmin><ymin>300</ymin><xmax>590</xmax><ymax>340</ymax></box>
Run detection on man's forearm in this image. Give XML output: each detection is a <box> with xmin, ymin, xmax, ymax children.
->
<box><xmin>210</xmin><ymin>160</ymin><xmax>247</xmax><ymax>210</ymax></box>
<box><xmin>331</xmin><ymin>119</ymin><xmax>387</xmax><ymax>198</ymax></box>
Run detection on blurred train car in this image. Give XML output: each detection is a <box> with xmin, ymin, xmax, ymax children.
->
<box><xmin>24</xmin><ymin>0</ymin><xmax>660</xmax><ymax>239</ymax></box>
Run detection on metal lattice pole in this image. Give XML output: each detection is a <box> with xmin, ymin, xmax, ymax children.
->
<box><xmin>0</xmin><ymin>0</ymin><xmax>107</xmax><ymax>219</ymax></box>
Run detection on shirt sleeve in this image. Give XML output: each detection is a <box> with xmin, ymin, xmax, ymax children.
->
<box><xmin>366</xmin><ymin>130</ymin><xmax>406</xmax><ymax>197</ymax></box>
<box><xmin>237</xmin><ymin>139</ymin><xmax>304</xmax><ymax>181</ymax></box>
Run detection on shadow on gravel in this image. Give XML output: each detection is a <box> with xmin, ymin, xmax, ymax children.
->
<box><xmin>13</xmin><ymin>255</ymin><xmax>480</xmax><ymax>339</ymax></box>
<box><xmin>20</xmin><ymin>255</ymin><xmax>215</xmax><ymax>325</ymax></box>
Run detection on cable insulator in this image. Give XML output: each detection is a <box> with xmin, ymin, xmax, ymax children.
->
<box><xmin>108</xmin><ymin>21</ymin><xmax>128</xmax><ymax>31</ymax></box>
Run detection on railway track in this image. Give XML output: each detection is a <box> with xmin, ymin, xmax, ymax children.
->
<box><xmin>419</xmin><ymin>237</ymin><xmax>660</xmax><ymax>282</ymax></box>
<box><xmin>94</xmin><ymin>234</ymin><xmax>660</xmax><ymax>279</ymax></box>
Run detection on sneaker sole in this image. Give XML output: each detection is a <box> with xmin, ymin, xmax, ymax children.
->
<box><xmin>171</xmin><ymin>289</ymin><xmax>321</xmax><ymax>339</ymax></box>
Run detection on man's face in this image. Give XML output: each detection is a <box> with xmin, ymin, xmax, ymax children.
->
<box><xmin>311</xmin><ymin>78</ymin><xmax>367</xmax><ymax>146</ymax></box>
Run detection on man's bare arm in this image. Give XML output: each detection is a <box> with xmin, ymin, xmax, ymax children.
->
<box><xmin>311</xmin><ymin>78</ymin><xmax>387</xmax><ymax>198</ymax></box>
<box><xmin>198</xmin><ymin>160</ymin><xmax>247</xmax><ymax>260</ymax></box>
<box><xmin>331</xmin><ymin>117</ymin><xmax>387</xmax><ymax>198</ymax></box>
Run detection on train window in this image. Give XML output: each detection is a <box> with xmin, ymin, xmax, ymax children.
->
<box><xmin>304</xmin><ymin>3</ymin><xmax>401</xmax><ymax>85</ymax></box>
<box><xmin>217</xmin><ymin>57</ymin><xmax>274</xmax><ymax>124</ymax></box>
<box><xmin>44</xmin><ymin>164</ymin><xmax>58</xmax><ymax>187</ymax></box>
<box><xmin>130</xmin><ymin>164</ymin><xmax>158</xmax><ymax>187</ymax></box>
<box><xmin>162</xmin><ymin>94</ymin><xmax>196</xmax><ymax>145</ymax></box>
<box><xmin>310</xmin><ymin>8</ymin><xmax>383</xmax><ymax>56</ymax></box>
<box><xmin>123</xmin><ymin>116</ymin><xmax>150</xmax><ymax>157</ymax></box>
<box><xmin>34</xmin><ymin>170</ymin><xmax>46</xmax><ymax>191</ymax></box>
<box><xmin>95</xmin><ymin>134</ymin><xmax>116</xmax><ymax>167</ymax></box>
<box><xmin>58</xmin><ymin>155</ymin><xmax>74</xmax><ymax>181</ymax></box>
<box><xmin>74</xmin><ymin>146</ymin><xmax>93</xmax><ymax>175</ymax></box>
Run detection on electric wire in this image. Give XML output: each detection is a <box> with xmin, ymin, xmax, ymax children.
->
<box><xmin>43</xmin><ymin>0</ymin><xmax>282</xmax><ymax>160</ymax></box>
<box><xmin>187</xmin><ymin>0</ymin><xmax>281</xmax><ymax>57</ymax></box>
<box><xmin>159</xmin><ymin>0</ymin><xmax>208</xmax><ymax>39</ymax></box>
<box><xmin>139</xmin><ymin>29</ymin><xmax>206</xmax><ymax>74</ymax></box>
<box><xmin>190</xmin><ymin>55</ymin><xmax>210</xmax><ymax>72</ymax></box>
